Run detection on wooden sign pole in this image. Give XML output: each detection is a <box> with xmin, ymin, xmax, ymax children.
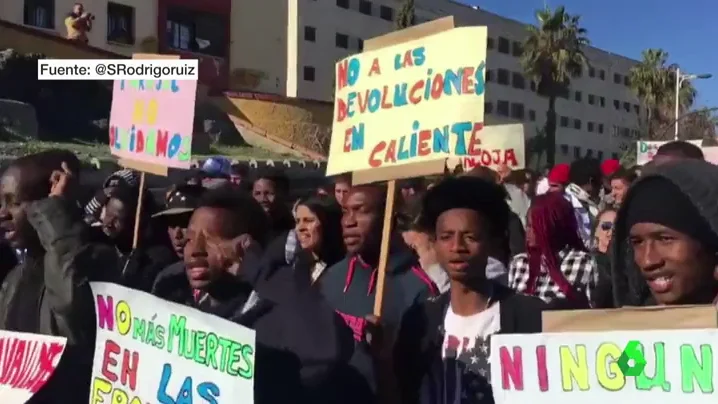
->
<box><xmin>350</xmin><ymin>16</ymin><xmax>456</xmax><ymax>317</ymax></box>
<box><xmin>118</xmin><ymin>53</ymin><xmax>180</xmax><ymax>248</ymax></box>
<box><xmin>372</xmin><ymin>180</ymin><xmax>396</xmax><ymax>316</ymax></box>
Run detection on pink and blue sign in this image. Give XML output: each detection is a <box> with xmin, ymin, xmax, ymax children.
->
<box><xmin>109</xmin><ymin>79</ymin><xmax>197</xmax><ymax>169</ymax></box>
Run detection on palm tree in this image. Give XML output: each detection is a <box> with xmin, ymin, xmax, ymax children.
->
<box><xmin>396</xmin><ymin>0</ymin><xmax>415</xmax><ymax>29</ymax></box>
<box><xmin>629</xmin><ymin>48</ymin><xmax>698</xmax><ymax>140</ymax></box>
<box><xmin>521</xmin><ymin>6</ymin><xmax>589</xmax><ymax>166</ymax></box>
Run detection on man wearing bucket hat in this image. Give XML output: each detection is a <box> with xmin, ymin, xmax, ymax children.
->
<box><xmin>151</xmin><ymin>183</ymin><xmax>205</xmax><ymax>303</ymax></box>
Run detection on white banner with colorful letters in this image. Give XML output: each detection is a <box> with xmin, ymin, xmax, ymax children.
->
<box><xmin>0</xmin><ymin>331</ymin><xmax>66</xmax><ymax>403</ymax></box>
<box><xmin>88</xmin><ymin>282</ymin><xmax>255</xmax><ymax>403</ymax></box>
<box><xmin>491</xmin><ymin>329</ymin><xmax>717</xmax><ymax>403</ymax></box>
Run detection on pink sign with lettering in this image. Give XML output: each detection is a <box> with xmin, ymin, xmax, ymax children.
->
<box><xmin>108</xmin><ymin>80</ymin><xmax>196</xmax><ymax>169</ymax></box>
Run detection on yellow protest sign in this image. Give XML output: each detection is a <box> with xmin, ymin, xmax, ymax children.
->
<box><xmin>327</xmin><ymin>26</ymin><xmax>487</xmax><ymax>176</ymax></box>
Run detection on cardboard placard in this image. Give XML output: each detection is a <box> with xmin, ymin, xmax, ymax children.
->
<box><xmin>542</xmin><ymin>305</ymin><xmax>718</xmax><ymax>332</ymax></box>
<box><xmin>109</xmin><ymin>53</ymin><xmax>197</xmax><ymax>176</ymax></box>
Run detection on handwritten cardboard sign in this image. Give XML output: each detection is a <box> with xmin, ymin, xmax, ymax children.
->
<box><xmin>491</xmin><ymin>329</ymin><xmax>717</xmax><ymax>403</ymax></box>
<box><xmin>0</xmin><ymin>331</ymin><xmax>66</xmax><ymax>403</ymax></box>
<box><xmin>461</xmin><ymin>123</ymin><xmax>525</xmax><ymax>171</ymax></box>
<box><xmin>88</xmin><ymin>282</ymin><xmax>255</xmax><ymax>403</ymax></box>
<box><xmin>636</xmin><ymin>140</ymin><xmax>702</xmax><ymax>165</ymax></box>
<box><xmin>109</xmin><ymin>77</ymin><xmax>197</xmax><ymax>170</ymax></box>
<box><xmin>327</xmin><ymin>26</ymin><xmax>487</xmax><ymax>176</ymax></box>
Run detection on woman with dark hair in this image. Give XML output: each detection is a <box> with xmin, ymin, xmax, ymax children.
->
<box><xmin>101</xmin><ymin>184</ymin><xmax>176</xmax><ymax>292</ymax></box>
<box><xmin>293</xmin><ymin>195</ymin><xmax>344</xmax><ymax>282</ymax></box>
<box><xmin>508</xmin><ymin>192</ymin><xmax>598</xmax><ymax>306</ymax></box>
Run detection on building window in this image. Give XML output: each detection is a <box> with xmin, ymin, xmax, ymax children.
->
<box><xmin>589</xmin><ymin>67</ymin><xmax>595</xmax><ymax>77</ymax></box>
<box><xmin>497</xmin><ymin>100</ymin><xmax>509</xmax><ymax>116</ymax></box>
<box><xmin>485</xmin><ymin>70</ymin><xmax>493</xmax><ymax>82</ymax></box>
<box><xmin>621</xmin><ymin>127</ymin><xmax>630</xmax><ymax>137</ymax></box>
<box><xmin>623</xmin><ymin>102</ymin><xmax>630</xmax><ymax>112</ymax></box>
<box><xmin>530</xmin><ymin>81</ymin><xmax>537</xmax><ymax>92</ymax></box>
<box><xmin>633</xmin><ymin>104</ymin><xmax>640</xmax><ymax>114</ymax></box>
<box><xmin>485</xmin><ymin>102</ymin><xmax>493</xmax><ymax>114</ymax></box>
<box><xmin>511</xmin><ymin>72</ymin><xmax>525</xmax><ymax>89</ymax></box>
<box><xmin>498</xmin><ymin>37</ymin><xmax>510</xmax><ymax>54</ymax></box>
<box><xmin>107</xmin><ymin>2</ymin><xmax>135</xmax><ymax>44</ymax></box>
<box><xmin>303</xmin><ymin>66</ymin><xmax>315</xmax><ymax>81</ymax></box>
<box><xmin>24</xmin><ymin>0</ymin><xmax>55</xmax><ymax>29</ymax></box>
<box><xmin>560</xmin><ymin>116</ymin><xmax>569</xmax><ymax>127</ymax></box>
<box><xmin>574</xmin><ymin>91</ymin><xmax>582</xmax><ymax>102</ymax></box>
<box><xmin>574</xmin><ymin>147</ymin><xmax>581</xmax><ymax>158</ymax></box>
<box><xmin>614</xmin><ymin>73</ymin><xmax>622</xmax><ymax>84</ymax></box>
<box><xmin>588</xmin><ymin>94</ymin><xmax>595</xmax><ymax>105</ymax></box>
<box><xmin>624</xmin><ymin>76</ymin><xmax>630</xmax><ymax>86</ymax></box>
<box><xmin>379</xmin><ymin>5</ymin><xmax>393</xmax><ymax>21</ymax></box>
<box><xmin>528</xmin><ymin>110</ymin><xmax>536</xmax><ymax>121</ymax></box>
<box><xmin>598</xmin><ymin>123</ymin><xmax>604</xmax><ymax>133</ymax></box>
<box><xmin>511</xmin><ymin>103</ymin><xmax>525</xmax><ymax>120</ymax></box>
<box><xmin>613</xmin><ymin>99</ymin><xmax>620</xmax><ymax>110</ymax></box>
<box><xmin>357</xmin><ymin>38</ymin><xmax>364</xmax><ymax>51</ymax></box>
<box><xmin>573</xmin><ymin>119</ymin><xmax>581</xmax><ymax>130</ymax></box>
<box><xmin>487</xmin><ymin>37</ymin><xmax>494</xmax><ymax>49</ymax></box>
<box><xmin>599</xmin><ymin>96</ymin><xmax>606</xmax><ymax>107</ymax></box>
<box><xmin>336</xmin><ymin>0</ymin><xmax>349</xmax><ymax>9</ymax></box>
<box><xmin>497</xmin><ymin>68</ymin><xmax>509</xmax><ymax>85</ymax></box>
<box><xmin>612</xmin><ymin>125</ymin><xmax>620</xmax><ymax>137</ymax></box>
<box><xmin>512</xmin><ymin>41</ymin><xmax>523</xmax><ymax>57</ymax></box>
<box><xmin>304</xmin><ymin>26</ymin><xmax>316</xmax><ymax>42</ymax></box>
<box><xmin>599</xmin><ymin>70</ymin><xmax>606</xmax><ymax>80</ymax></box>
<box><xmin>335</xmin><ymin>33</ymin><xmax>349</xmax><ymax>49</ymax></box>
<box><xmin>560</xmin><ymin>145</ymin><xmax>569</xmax><ymax>155</ymax></box>
<box><xmin>586</xmin><ymin>149</ymin><xmax>594</xmax><ymax>158</ymax></box>
<box><xmin>167</xmin><ymin>7</ymin><xmax>228</xmax><ymax>58</ymax></box>
<box><xmin>359</xmin><ymin>0</ymin><xmax>372</xmax><ymax>15</ymax></box>
<box><xmin>587</xmin><ymin>122</ymin><xmax>594</xmax><ymax>132</ymax></box>
<box><xmin>597</xmin><ymin>150</ymin><xmax>604</xmax><ymax>160</ymax></box>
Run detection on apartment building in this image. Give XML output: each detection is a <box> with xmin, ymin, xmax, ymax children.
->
<box><xmin>3</xmin><ymin>0</ymin><xmax>641</xmax><ymax>162</ymax></box>
<box><xmin>296</xmin><ymin>0</ymin><xmax>641</xmax><ymax>162</ymax></box>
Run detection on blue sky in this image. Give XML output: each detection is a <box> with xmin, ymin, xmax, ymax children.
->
<box><xmin>460</xmin><ymin>0</ymin><xmax>717</xmax><ymax>108</ymax></box>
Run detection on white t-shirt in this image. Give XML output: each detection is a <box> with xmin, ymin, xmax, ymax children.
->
<box><xmin>440</xmin><ymin>303</ymin><xmax>500</xmax><ymax>403</ymax></box>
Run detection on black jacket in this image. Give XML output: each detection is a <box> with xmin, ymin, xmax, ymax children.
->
<box><xmin>317</xmin><ymin>250</ymin><xmax>438</xmax><ymax>402</ymax></box>
<box><xmin>0</xmin><ymin>197</ymin><xmax>120</xmax><ymax>403</ymax></box>
<box><xmin>398</xmin><ymin>284</ymin><xmax>546</xmax><ymax>404</ymax></box>
<box><xmin>119</xmin><ymin>242</ymin><xmax>177</xmax><ymax>293</ymax></box>
<box><xmin>151</xmin><ymin>260</ymin><xmax>192</xmax><ymax>304</ymax></box>
<box><xmin>189</xmin><ymin>245</ymin><xmax>353</xmax><ymax>404</ymax></box>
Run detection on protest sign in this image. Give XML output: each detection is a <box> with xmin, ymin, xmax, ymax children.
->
<box><xmin>109</xmin><ymin>54</ymin><xmax>197</xmax><ymax>175</ymax></box>
<box><xmin>0</xmin><ymin>331</ymin><xmax>66</xmax><ymax>403</ymax></box>
<box><xmin>636</xmin><ymin>140</ymin><xmax>702</xmax><ymax>165</ymax></box>
<box><xmin>327</xmin><ymin>23</ymin><xmax>487</xmax><ymax>177</ymax></box>
<box><xmin>491</xmin><ymin>329</ymin><xmax>718</xmax><ymax>403</ymax></box>
<box><xmin>461</xmin><ymin>123</ymin><xmax>525</xmax><ymax>171</ymax></box>
<box><xmin>702</xmin><ymin>146</ymin><xmax>718</xmax><ymax>164</ymax></box>
<box><xmin>89</xmin><ymin>282</ymin><xmax>255</xmax><ymax>404</ymax></box>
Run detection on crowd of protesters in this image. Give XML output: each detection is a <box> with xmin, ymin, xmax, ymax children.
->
<box><xmin>0</xmin><ymin>139</ymin><xmax>716</xmax><ymax>403</ymax></box>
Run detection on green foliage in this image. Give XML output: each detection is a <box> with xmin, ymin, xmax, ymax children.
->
<box><xmin>396</xmin><ymin>0</ymin><xmax>416</xmax><ymax>30</ymax></box>
<box><xmin>629</xmin><ymin>48</ymin><xmax>715</xmax><ymax>141</ymax></box>
<box><xmin>521</xmin><ymin>6</ymin><xmax>589</xmax><ymax>166</ymax></box>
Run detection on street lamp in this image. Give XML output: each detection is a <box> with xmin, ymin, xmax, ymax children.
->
<box><xmin>675</xmin><ymin>67</ymin><xmax>712</xmax><ymax>140</ymax></box>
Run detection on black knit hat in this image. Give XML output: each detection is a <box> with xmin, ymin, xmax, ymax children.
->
<box><xmin>609</xmin><ymin>159</ymin><xmax>718</xmax><ymax>307</ymax></box>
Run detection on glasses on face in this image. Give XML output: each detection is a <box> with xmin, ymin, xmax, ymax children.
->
<box><xmin>599</xmin><ymin>221</ymin><xmax>613</xmax><ymax>231</ymax></box>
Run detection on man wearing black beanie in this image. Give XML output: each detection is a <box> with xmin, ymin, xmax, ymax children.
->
<box><xmin>601</xmin><ymin>159</ymin><xmax>718</xmax><ymax>307</ymax></box>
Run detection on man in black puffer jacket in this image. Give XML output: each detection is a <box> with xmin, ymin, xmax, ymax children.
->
<box><xmin>0</xmin><ymin>153</ymin><xmax>120</xmax><ymax>403</ymax></box>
